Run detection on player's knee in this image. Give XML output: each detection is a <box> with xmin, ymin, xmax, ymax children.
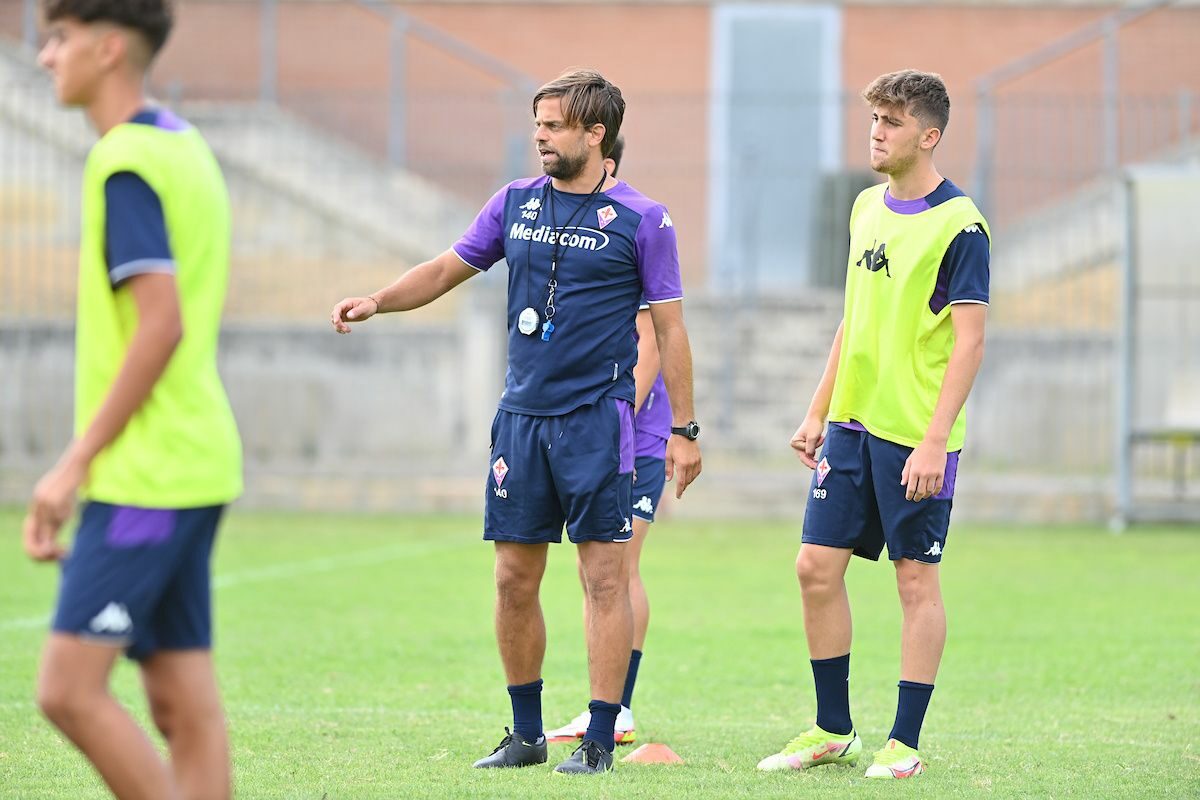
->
<box><xmin>895</xmin><ymin>564</ymin><xmax>940</xmax><ymax>608</ymax></box>
<box><xmin>495</xmin><ymin>564</ymin><xmax>541</xmax><ymax>604</ymax></box>
<box><xmin>583</xmin><ymin>571</ymin><xmax>626</xmax><ymax>608</ymax></box>
<box><xmin>796</xmin><ymin>551</ymin><xmax>837</xmax><ymax>596</ymax></box>
<box><xmin>36</xmin><ymin>676</ymin><xmax>89</xmax><ymax>729</ymax></box>
<box><xmin>147</xmin><ymin>693</ymin><xmax>180</xmax><ymax>740</ymax></box>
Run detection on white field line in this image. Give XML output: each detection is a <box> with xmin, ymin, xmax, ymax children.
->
<box><xmin>0</xmin><ymin>537</ymin><xmax>476</xmax><ymax>633</ymax></box>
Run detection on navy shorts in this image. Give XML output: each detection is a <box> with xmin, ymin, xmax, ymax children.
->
<box><xmin>631</xmin><ymin>456</ymin><xmax>667</xmax><ymax>522</ymax></box>
<box><xmin>802</xmin><ymin>425</ymin><xmax>957</xmax><ymax>563</ymax></box>
<box><xmin>52</xmin><ymin>502</ymin><xmax>225</xmax><ymax>661</ymax></box>
<box><xmin>485</xmin><ymin>398</ymin><xmax>635</xmax><ymax>544</ymax></box>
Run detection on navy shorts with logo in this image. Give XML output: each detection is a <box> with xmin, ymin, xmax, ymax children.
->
<box><xmin>631</xmin><ymin>456</ymin><xmax>667</xmax><ymax>523</ymax></box>
<box><xmin>52</xmin><ymin>501</ymin><xmax>225</xmax><ymax>661</ymax></box>
<box><xmin>486</xmin><ymin>398</ymin><xmax>635</xmax><ymax>544</ymax></box>
<box><xmin>802</xmin><ymin>424</ymin><xmax>957</xmax><ymax>563</ymax></box>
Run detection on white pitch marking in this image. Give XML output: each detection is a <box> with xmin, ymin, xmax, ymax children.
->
<box><xmin>0</xmin><ymin>537</ymin><xmax>474</xmax><ymax>633</ymax></box>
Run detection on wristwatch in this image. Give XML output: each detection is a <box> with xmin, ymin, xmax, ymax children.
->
<box><xmin>671</xmin><ymin>421</ymin><xmax>700</xmax><ymax>441</ymax></box>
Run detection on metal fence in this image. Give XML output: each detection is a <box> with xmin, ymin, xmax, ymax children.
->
<box><xmin>2</xmin><ymin>2</ymin><xmax>1199</xmax><ymax>522</ymax></box>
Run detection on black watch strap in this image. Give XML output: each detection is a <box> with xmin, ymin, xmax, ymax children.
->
<box><xmin>671</xmin><ymin>421</ymin><xmax>700</xmax><ymax>441</ymax></box>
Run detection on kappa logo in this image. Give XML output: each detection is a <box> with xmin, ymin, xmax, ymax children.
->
<box><xmin>89</xmin><ymin>602</ymin><xmax>132</xmax><ymax>635</ymax></box>
<box><xmin>596</xmin><ymin>205</ymin><xmax>618</xmax><ymax>230</ymax></box>
<box><xmin>619</xmin><ymin>517</ymin><xmax>633</xmax><ymax>534</ymax></box>
<box><xmin>924</xmin><ymin>541</ymin><xmax>943</xmax><ymax>557</ymax></box>
<box><xmin>519</xmin><ymin>197</ymin><xmax>541</xmax><ymax>220</ymax></box>
<box><xmin>816</xmin><ymin>456</ymin><xmax>831</xmax><ymax>488</ymax></box>
<box><xmin>659</xmin><ymin>211</ymin><xmax>673</xmax><ymax>229</ymax></box>
<box><xmin>963</xmin><ymin>223</ymin><xmax>982</xmax><ymax>234</ymax></box>
<box><xmin>633</xmin><ymin>496</ymin><xmax>654</xmax><ymax>515</ymax></box>
<box><xmin>856</xmin><ymin>240</ymin><xmax>890</xmax><ymax>277</ymax></box>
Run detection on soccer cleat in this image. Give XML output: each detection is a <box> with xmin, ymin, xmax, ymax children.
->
<box><xmin>756</xmin><ymin>725</ymin><xmax>862</xmax><ymax>771</ymax></box>
<box><xmin>615</xmin><ymin>705</ymin><xmax>636</xmax><ymax>745</ymax></box>
<box><xmin>472</xmin><ymin>727</ymin><xmax>548</xmax><ymax>769</ymax></box>
<box><xmin>864</xmin><ymin>738</ymin><xmax>925</xmax><ymax>779</ymax></box>
<box><xmin>546</xmin><ymin>710</ymin><xmax>590</xmax><ymax>743</ymax></box>
<box><xmin>553</xmin><ymin>739</ymin><xmax>614</xmax><ymax>774</ymax></box>
<box><xmin>547</xmin><ymin>707</ymin><xmax>637</xmax><ymax>745</ymax></box>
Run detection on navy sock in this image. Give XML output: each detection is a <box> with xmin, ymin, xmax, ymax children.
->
<box><xmin>889</xmin><ymin>681</ymin><xmax>934</xmax><ymax>750</ymax></box>
<box><xmin>811</xmin><ymin>653</ymin><xmax>853</xmax><ymax>736</ymax></box>
<box><xmin>507</xmin><ymin>679</ymin><xmax>543</xmax><ymax>743</ymax></box>
<box><xmin>583</xmin><ymin>699</ymin><xmax>621</xmax><ymax>752</ymax></box>
<box><xmin>620</xmin><ymin>649</ymin><xmax>643</xmax><ymax>709</ymax></box>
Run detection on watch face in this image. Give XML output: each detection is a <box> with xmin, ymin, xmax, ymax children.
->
<box><xmin>672</xmin><ymin>421</ymin><xmax>700</xmax><ymax>440</ymax></box>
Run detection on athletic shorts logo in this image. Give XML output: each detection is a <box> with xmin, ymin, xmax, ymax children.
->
<box><xmin>597</xmin><ymin>205</ymin><xmax>618</xmax><ymax>230</ymax></box>
<box><xmin>492</xmin><ymin>457</ymin><xmax>509</xmax><ymax>488</ymax></box>
<box><xmin>89</xmin><ymin>602</ymin><xmax>132</xmax><ymax>635</ymax></box>
<box><xmin>620</xmin><ymin>517</ymin><xmax>633</xmax><ymax>534</ymax></box>
<box><xmin>633</xmin><ymin>495</ymin><xmax>654</xmax><ymax>515</ymax></box>
<box><xmin>924</xmin><ymin>541</ymin><xmax>943</xmax><ymax>557</ymax></box>
<box><xmin>816</xmin><ymin>456</ymin><xmax>831</xmax><ymax>487</ymax></box>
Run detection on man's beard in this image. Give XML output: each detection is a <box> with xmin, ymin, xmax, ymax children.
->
<box><xmin>543</xmin><ymin>148</ymin><xmax>588</xmax><ymax>181</ymax></box>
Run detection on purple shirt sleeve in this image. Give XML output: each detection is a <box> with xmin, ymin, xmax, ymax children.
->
<box><xmin>635</xmin><ymin>206</ymin><xmax>683</xmax><ymax>303</ymax></box>
<box><xmin>452</xmin><ymin>185</ymin><xmax>509</xmax><ymax>271</ymax></box>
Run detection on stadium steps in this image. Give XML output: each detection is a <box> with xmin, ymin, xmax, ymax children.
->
<box><xmin>181</xmin><ymin>102</ymin><xmax>472</xmax><ymax>264</ymax></box>
<box><xmin>991</xmin><ymin>139</ymin><xmax>1200</xmax><ymax>299</ymax></box>
<box><xmin>0</xmin><ymin>37</ymin><xmax>472</xmax><ymax>268</ymax></box>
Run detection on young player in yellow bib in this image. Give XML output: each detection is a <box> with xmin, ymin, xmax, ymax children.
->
<box><xmin>24</xmin><ymin>2</ymin><xmax>241</xmax><ymax>798</ymax></box>
<box><xmin>758</xmin><ymin>70</ymin><xmax>989</xmax><ymax>779</ymax></box>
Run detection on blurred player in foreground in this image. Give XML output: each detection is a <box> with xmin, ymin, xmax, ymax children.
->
<box><xmin>25</xmin><ymin>1</ymin><xmax>242</xmax><ymax>798</ymax></box>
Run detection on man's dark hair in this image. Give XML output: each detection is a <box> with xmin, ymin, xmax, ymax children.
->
<box><xmin>607</xmin><ymin>135</ymin><xmax>625</xmax><ymax>177</ymax></box>
<box><xmin>532</xmin><ymin>69</ymin><xmax>625</xmax><ymax>158</ymax></box>
<box><xmin>43</xmin><ymin>0</ymin><xmax>174</xmax><ymax>58</ymax></box>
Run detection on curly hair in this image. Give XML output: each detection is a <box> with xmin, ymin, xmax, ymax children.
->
<box><xmin>862</xmin><ymin>70</ymin><xmax>950</xmax><ymax>133</ymax></box>
<box><xmin>42</xmin><ymin>0</ymin><xmax>174</xmax><ymax>57</ymax></box>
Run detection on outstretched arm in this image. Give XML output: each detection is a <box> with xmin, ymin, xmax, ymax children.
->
<box><xmin>331</xmin><ymin>249</ymin><xmax>480</xmax><ymax>333</ymax></box>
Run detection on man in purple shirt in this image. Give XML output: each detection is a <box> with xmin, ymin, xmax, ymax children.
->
<box><xmin>548</xmin><ymin>136</ymin><xmax>674</xmax><ymax>749</ymax></box>
<box><xmin>330</xmin><ymin>69</ymin><xmax>702</xmax><ymax>775</ymax></box>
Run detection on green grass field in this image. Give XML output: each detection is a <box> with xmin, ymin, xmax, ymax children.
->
<box><xmin>1</xmin><ymin>509</ymin><xmax>1198</xmax><ymax>799</ymax></box>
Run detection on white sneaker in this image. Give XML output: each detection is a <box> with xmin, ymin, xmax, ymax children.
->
<box><xmin>546</xmin><ymin>706</ymin><xmax>637</xmax><ymax>745</ymax></box>
<box><xmin>615</xmin><ymin>705</ymin><xmax>636</xmax><ymax>745</ymax></box>
<box><xmin>546</xmin><ymin>710</ymin><xmax>590</xmax><ymax>743</ymax></box>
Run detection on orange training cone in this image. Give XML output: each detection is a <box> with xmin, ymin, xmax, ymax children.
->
<box><xmin>621</xmin><ymin>743</ymin><xmax>684</xmax><ymax>764</ymax></box>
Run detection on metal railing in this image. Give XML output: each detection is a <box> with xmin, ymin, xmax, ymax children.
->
<box><xmin>972</xmin><ymin>0</ymin><xmax>1178</xmax><ymax>220</ymax></box>
<box><xmin>21</xmin><ymin>0</ymin><xmax>538</xmax><ymax>178</ymax></box>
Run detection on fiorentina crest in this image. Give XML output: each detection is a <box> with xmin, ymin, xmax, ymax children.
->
<box><xmin>596</xmin><ymin>205</ymin><xmax>618</xmax><ymax>230</ymax></box>
<box><xmin>492</xmin><ymin>456</ymin><xmax>509</xmax><ymax>487</ymax></box>
<box><xmin>816</xmin><ymin>457</ymin><xmax>831</xmax><ymax>488</ymax></box>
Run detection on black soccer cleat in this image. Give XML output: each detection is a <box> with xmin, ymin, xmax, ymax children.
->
<box><xmin>553</xmin><ymin>739</ymin><xmax>614</xmax><ymax>774</ymax></box>
<box><xmin>472</xmin><ymin>727</ymin><xmax>548</xmax><ymax>769</ymax></box>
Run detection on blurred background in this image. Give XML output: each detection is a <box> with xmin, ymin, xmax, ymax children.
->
<box><xmin>1</xmin><ymin>0</ymin><xmax>1197</xmax><ymax>526</ymax></box>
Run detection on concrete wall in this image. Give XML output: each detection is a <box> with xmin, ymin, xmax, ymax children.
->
<box><xmin>0</xmin><ymin>292</ymin><xmax>1118</xmax><ymax>522</ymax></box>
